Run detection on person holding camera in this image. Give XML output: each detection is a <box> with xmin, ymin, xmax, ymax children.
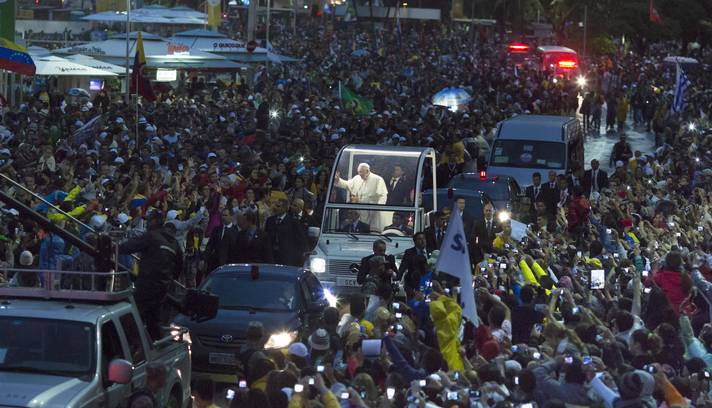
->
<box><xmin>358</xmin><ymin>240</ymin><xmax>397</xmax><ymax>320</ymax></box>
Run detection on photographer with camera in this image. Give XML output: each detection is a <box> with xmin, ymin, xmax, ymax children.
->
<box><xmin>358</xmin><ymin>239</ymin><xmax>397</xmax><ymax>321</ymax></box>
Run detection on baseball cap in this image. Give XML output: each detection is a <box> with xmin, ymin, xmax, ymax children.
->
<box><xmin>288</xmin><ymin>342</ymin><xmax>309</xmax><ymax>358</ymax></box>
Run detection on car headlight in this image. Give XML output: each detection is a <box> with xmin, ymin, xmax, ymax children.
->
<box><xmin>323</xmin><ymin>288</ymin><xmax>339</xmax><ymax>308</ymax></box>
<box><xmin>310</xmin><ymin>257</ymin><xmax>326</xmax><ymax>273</ymax></box>
<box><xmin>264</xmin><ymin>331</ymin><xmax>297</xmax><ymax>350</ymax></box>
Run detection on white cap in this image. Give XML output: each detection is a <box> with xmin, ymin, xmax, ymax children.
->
<box><xmin>117</xmin><ymin>212</ymin><xmax>130</xmax><ymax>224</ymax></box>
<box><xmin>207</xmin><ymin>152</ymin><xmax>217</xmax><ymax>158</ymax></box>
<box><xmin>19</xmin><ymin>250</ymin><xmax>33</xmax><ymax>266</ymax></box>
<box><xmin>166</xmin><ymin>210</ymin><xmax>179</xmax><ymax>221</ymax></box>
<box><xmin>90</xmin><ymin>214</ymin><xmax>106</xmax><ymax>228</ymax></box>
<box><xmin>114</xmin><ymin>157</ymin><xmax>125</xmax><ymax>164</ymax></box>
<box><xmin>615</xmin><ymin>160</ymin><xmax>625</xmax><ymax>168</ymax></box>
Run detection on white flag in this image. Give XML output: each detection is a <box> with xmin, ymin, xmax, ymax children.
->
<box><xmin>434</xmin><ymin>205</ymin><xmax>478</xmax><ymax>326</ymax></box>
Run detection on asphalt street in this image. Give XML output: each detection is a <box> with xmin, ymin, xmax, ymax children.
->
<box><xmin>582</xmin><ymin>108</ymin><xmax>657</xmax><ymax>174</ymax></box>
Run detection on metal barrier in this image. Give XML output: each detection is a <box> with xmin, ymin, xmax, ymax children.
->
<box><xmin>0</xmin><ymin>268</ymin><xmax>133</xmax><ymax>302</ymax></box>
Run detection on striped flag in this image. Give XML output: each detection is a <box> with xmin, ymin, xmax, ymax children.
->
<box><xmin>672</xmin><ymin>63</ymin><xmax>691</xmax><ymax>114</ymax></box>
<box><xmin>130</xmin><ymin>32</ymin><xmax>156</xmax><ymax>102</ymax></box>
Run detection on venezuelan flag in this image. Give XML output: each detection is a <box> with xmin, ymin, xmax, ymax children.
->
<box><xmin>129</xmin><ymin>194</ymin><xmax>147</xmax><ymax>209</ymax></box>
<box><xmin>130</xmin><ymin>32</ymin><xmax>155</xmax><ymax>101</ymax></box>
<box><xmin>0</xmin><ymin>38</ymin><xmax>35</xmax><ymax>76</ymax></box>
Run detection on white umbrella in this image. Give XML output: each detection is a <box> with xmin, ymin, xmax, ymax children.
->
<box><xmin>65</xmin><ymin>54</ymin><xmax>128</xmax><ymax>75</ymax></box>
<box><xmin>432</xmin><ymin>87</ymin><xmax>472</xmax><ymax>111</ymax></box>
<box><xmin>34</xmin><ymin>55</ymin><xmax>117</xmax><ymax>76</ymax></box>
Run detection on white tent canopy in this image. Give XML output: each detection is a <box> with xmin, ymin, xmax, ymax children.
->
<box><xmin>33</xmin><ymin>55</ymin><xmax>117</xmax><ymax>77</ymax></box>
<box><xmin>52</xmin><ymin>32</ymin><xmax>245</xmax><ymax>71</ymax></box>
<box><xmin>168</xmin><ymin>31</ymin><xmax>244</xmax><ymax>54</ymax></box>
<box><xmin>81</xmin><ymin>5</ymin><xmax>206</xmax><ymax>25</ymax></box>
<box><xmin>65</xmin><ymin>54</ymin><xmax>128</xmax><ymax>75</ymax></box>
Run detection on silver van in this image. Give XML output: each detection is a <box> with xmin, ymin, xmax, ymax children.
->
<box><xmin>486</xmin><ymin>115</ymin><xmax>584</xmax><ymax>187</ymax></box>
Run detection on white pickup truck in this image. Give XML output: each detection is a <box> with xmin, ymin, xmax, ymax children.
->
<box><xmin>0</xmin><ymin>270</ymin><xmax>192</xmax><ymax>408</ymax></box>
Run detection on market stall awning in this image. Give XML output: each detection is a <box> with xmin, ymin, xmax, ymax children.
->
<box><xmin>65</xmin><ymin>54</ymin><xmax>128</xmax><ymax>75</ymax></box>
<box><xmin>52</xmin><ymin>32</ymin><xmax>242</xmax><ymax>71</ymax></box>
<box><xmin>147</xmin><ymin>55</ymin><xmax>247</xmax><ymax>71</ymax></box>
<box><xmin>34</xmin><ymin>55</ymin><xmax>117</xmax><ymax>77</ymax></box>
<box><xmin>216</xmin><ymin>48</ymin><xmax>300</xmax><ymax>63</ymax></box>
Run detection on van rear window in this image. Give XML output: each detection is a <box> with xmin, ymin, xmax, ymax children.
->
<box><xmin>490</xmin><ymin>140</ymin><xmax>565</xmax><ymax>169</ymax></box>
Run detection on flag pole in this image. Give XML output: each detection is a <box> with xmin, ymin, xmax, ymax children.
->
<box><xmin>135</xmin><ymin>55</ymin><xmax>139</xmax><ymax>145</ymax></box>
<box><xmin>124</xmin><ymin>0</ymin><xmax>130</xmax><ymax>104</ymax></box>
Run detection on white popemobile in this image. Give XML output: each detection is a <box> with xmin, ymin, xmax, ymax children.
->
<box><xmin>307</xmin><ymin>145</ymin><xmax>438</xmax><ymax>293</ymax></box>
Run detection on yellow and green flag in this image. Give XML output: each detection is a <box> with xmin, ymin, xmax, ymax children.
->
<box><xmin>339</xmin><ymin>83</ymin><xmax>373</xmax><ymax>116</ymax></box>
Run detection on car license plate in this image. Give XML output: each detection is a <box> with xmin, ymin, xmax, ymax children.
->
<box><xmin>209</xmin><ymin>352</ymin><xmax>237</xmax><ymax>366</ymax></box>
<box><xmin>336</xmin><ymin>277</ymin><xmax>359</xmax><ymax>287</ymax></box>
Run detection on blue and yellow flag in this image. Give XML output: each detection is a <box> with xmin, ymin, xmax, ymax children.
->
<box><xmin>130</xmin><ymin>32</ymin><xmax>155</xmax><ymax>101</ymax></box>
<box><xmin>0</xmin><ymin>38</ymin><xmax>35</xmax><ymax>76</ymax></box>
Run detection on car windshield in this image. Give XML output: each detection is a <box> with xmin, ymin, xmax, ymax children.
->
<box><xmin>202</xmin><ymin>275</ymin><xmax>301</xmax><ymax>312</ymax></box>
<box><xmin>422</xmin><ymin>192</ymin><xmax>485</xmax><ymax>220</ymax></box>
<box><xmin>491</xmin><ymin>140</ymin><xmax>565</xmax><ymax>169</ymax></box>
<box><xmin>321</xmin><ymin>207</ymin><xmax>415</xmax><ymax>237</ymax></box>
<box><xmin>0</xmin><ymin>317</ymin><xmax>94</xmax><ymax>378</ymax></box>
<box><xmin>447</xmin><ymin>178</ymin><xmax>509</xmax><ymax>201</ymax></box>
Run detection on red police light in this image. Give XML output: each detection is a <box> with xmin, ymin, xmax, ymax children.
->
<box><xmin>508</xmin><ymin>43</ymin><xmax>529</xmax><ymax>52</ymax></box>
<box><xmin>479</xmin><ymin>170</ymin><xmax>487</xmax><ymax>180</ymax></box>
<box><xmin>558</xmin><ymin>60</ymin><xmax>577</xmax><ymax>69</ymax></box>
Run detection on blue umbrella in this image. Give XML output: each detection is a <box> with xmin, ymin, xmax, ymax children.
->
<box><xmin>432</xmin><ymin>87</ymin><xmax>472</xmax><ymax>110</ymax></box>
<box><xmin>66</xmin><ymin>88</ymin><xmax>90</xmax><ymax>98</ymax></box>
<box><xmin>351</xmin><ymin>49</ymin><xmax>370</xmax><ymax>58</ymax></box>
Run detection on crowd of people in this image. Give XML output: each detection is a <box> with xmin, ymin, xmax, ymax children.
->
<box><xmin>1</xmin><ymin>13</ymin><xmax>712</xmax><ymax>408</ymax></box>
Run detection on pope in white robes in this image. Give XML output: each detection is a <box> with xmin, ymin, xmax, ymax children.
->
<box><xmin>334</xmin><ymin>163</ymin><xmax>389</xmax><ymax>231</ymax></box>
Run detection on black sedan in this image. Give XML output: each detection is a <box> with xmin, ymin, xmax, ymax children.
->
<box><xmin>422</xmin><ymin>188</ymin><xmax>494</xmax><ymax>222</ymax></box>
<box><xmin>173</xmin><ymin>264</ymin><xmax>329</xmax><ymax>383</ymax></box>
<box><xmin>447</xmin><ymin>173</ymin><xmax>523</xmax><ymax>214</ymax></box>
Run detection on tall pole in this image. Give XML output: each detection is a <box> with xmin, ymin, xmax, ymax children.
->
<box><xmin>124</xmin><ymin>0</ymin><xmax>130</xmax><ymax>104</ymax></box>
<box><xmin>470</xmin><ymin>0</ymin><xmax>475</xmax><ymax>44</ymax></box>
<box><xmin>266</xmin><ymin>0</ymin><xmax>271</xmax><ymax>46</ymax></box>
<box><xmin>582</xmin><ymin>4</ymin><xmax>588</xmax><ymax>67</ymax></box>
<box><xmin>247</xmin><ymin>0</ymin><xmax>257</xmax><ymax>41</ymax></box>
<box><xmin>292</xmin><ymin>0</ymin><xmax>297</xmax><ymax>35</ymax></box>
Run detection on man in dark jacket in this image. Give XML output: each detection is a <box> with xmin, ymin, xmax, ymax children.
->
<box><xmin>386</xmin><ymin>164</ymin><xmax>412</xmax><ymax>205</ymax></box>
<box><xmin>119</xmin><ymin>211</ymin><xmax>183</xmax><ymax>340</ymax></box>
<box><xmin>265</xmin><ymin>198</ymin><xmax>308</xmax><ymax>266</ymax></box>
<box><xmin>235</xmin><ymin>211</ymin><xmax>273</xmax><ymax>263</ymax></box>
<box><xmin>358</xmin><ymin>240</ymin><xmax>397</xmax><ymax>295</ymax></box>
<box><xmin>424</xmin><ymin>209</ymin><xmax>450</xmax><ymax>253</ymax></box>
<box><xmin>204</xmin><ymin>208</ymin><xmax>239</xmax><ymax>272</ymax></box>
<box><xmin>583</xmin><ymin>159</ymin><xmax>609</xmax><ymax>197</ymax></box>
<box><xmin>397</xmin><ymin>232</ymin><xmax>428</xmax><ymax>299</ymax></box>
<box><xmin>610</xmin><ymin>134</ymin><xmax>633</xmax><ymax>168</ymax></box>
<box><xmin>470</xmin><ymin>202</ymin><xmax>501</xmax><ymax>264</ymax></box>
<box><xmin>524</xmin><ymin>172</ymin><xmax>544</xmax><ymax>222</ymax></box>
